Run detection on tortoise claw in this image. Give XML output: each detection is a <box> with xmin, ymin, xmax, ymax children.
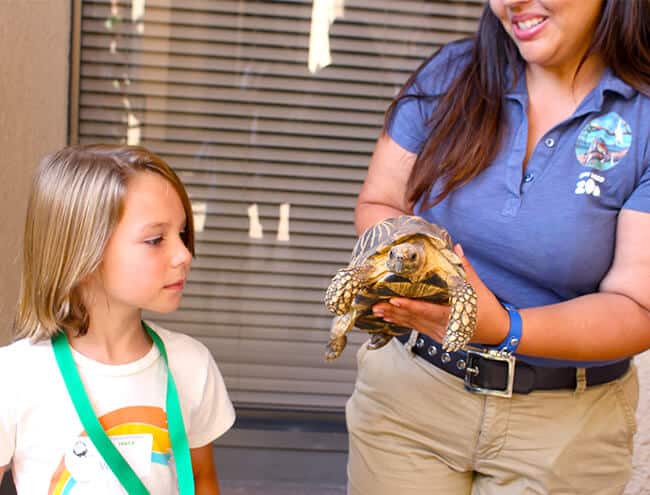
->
<box><xmin>324</xmin><ymin>335</ymin><xmax>347</xmax><ymax>362</ymax></box>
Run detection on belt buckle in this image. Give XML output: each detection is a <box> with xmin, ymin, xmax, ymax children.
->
<box><xmin>464</xmin><ymin>348</ymin><xmax>516</xmax><ymax>398</ymax></box>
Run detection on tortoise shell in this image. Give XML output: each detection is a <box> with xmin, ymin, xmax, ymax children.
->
<box><xmin>324</xmin><ymin>215</ymin><xmax>477</xmax><ymax>361</ymax></box>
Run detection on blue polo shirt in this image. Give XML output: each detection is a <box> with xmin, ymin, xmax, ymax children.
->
<box><xmin>388</xmin><ymin>40</ymin><xmax>650</xmax><ymax>367</ymax></box>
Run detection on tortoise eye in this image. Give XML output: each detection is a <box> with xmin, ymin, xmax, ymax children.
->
<box><xmin>389</xmin><ymin>250</ymin><xmax>395</xmax><ymax>259</ymax></box>
<box><xmin>409</xmin><ymin>252</ymin><xmax>417</xmax><ymax>261</ymax></box>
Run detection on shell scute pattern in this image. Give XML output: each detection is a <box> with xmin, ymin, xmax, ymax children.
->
<box><xmin>324</xmin><ymin>215</ymin><xmax>477</xmax><ymax>361</ymax></box>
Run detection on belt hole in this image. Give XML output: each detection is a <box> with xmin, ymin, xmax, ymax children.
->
<box><xmin>575</xmin><ymin>367</ymin><xmax>587</xmax><ymax>393</ymax></box>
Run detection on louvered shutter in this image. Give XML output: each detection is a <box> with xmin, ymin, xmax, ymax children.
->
<box><xmin>74</xmin><ymin>0</ymin><xmax>483</xmax><ymax>410</ymax></box>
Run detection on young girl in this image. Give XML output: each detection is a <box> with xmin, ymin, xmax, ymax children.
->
<box><xmin>0</xmin><ymin>144</ymin><xmax>235</xmax><ymax>494</ymax></box>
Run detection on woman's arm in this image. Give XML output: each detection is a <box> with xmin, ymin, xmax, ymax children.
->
<box><xmin>190</xmin><ymin>444</ymin><xmax>220</xmax><ymax>495</ymax></box>
<box><xmin>355</xmin><ymin>133</ymin><xmax>416</xmax><ymax>234</ymax></box>
<box><xmin>378</xmin><ymin>209</ymin><xmax>650</xmax><ymax>361</ymax></box>
<box><xmin>513</xmin><ymin>208</ymin><xmax>650</xmax><ymax>360</ymax></box>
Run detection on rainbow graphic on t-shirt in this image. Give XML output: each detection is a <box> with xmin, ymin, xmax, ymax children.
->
<box><xmin>48</xmin><ymin>406</ymin><xmax>172</xmax><ymax>494</ymax></box>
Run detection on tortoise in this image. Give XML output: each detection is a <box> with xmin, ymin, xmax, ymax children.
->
<box><xmin>324</xmin><ymin>215</ymin><xmax>477</xmax><ymax>361</ymax></box>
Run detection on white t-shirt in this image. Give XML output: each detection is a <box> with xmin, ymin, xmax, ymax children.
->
<box><xmin>0</xmin><ymin>322</ymin><xmax>235</xmax><ymax>494</ymax></box>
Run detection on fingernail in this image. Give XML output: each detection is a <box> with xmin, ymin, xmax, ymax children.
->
<box><xmin>373</xmin><ymin>308</ymin><xmax>384</xmax><ymax>317</ymax></box>
<box><xmin>389</xmin><ymin>299</ymin><xmax>401</xmax><ymax>307</ymax></box>
<box><xmin>455</xmin><ymin>243</ymin><xmax>465</xmax><ymax>257</ymax></box>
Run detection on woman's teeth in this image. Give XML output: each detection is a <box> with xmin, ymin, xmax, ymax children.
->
<box><xmin>516</xmin><ymin>17</ymin><xmax>545</xmax><ymax>30</ymax></box>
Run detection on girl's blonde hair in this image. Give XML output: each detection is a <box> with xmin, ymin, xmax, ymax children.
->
<box><xmin>14</xmin><ymin>144</ymin><xmax>195</xmax><ymax>342</ymax></box>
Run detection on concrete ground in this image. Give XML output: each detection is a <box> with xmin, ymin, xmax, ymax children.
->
<box><xmin>221</xmin><ymin>481</ymin><xmax>345</xmax><ymax>495</ymax></box>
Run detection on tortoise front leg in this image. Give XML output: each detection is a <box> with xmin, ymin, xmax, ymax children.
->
<box><xmin>325</xmin><ymin>311</ymin><xmax>357</xmax><ymax>361</ymax></box>
<box><xmin>442</xmin><ymin>280</ymin><xmax>477</xmax><ymax>352</ymax></box>
<box><xmin>324</xmin><ymin>264</ymin><xmax>374</xmax><ymax>315</ymax></box>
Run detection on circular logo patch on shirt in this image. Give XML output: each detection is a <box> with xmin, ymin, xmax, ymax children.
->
<box><xmin>575</xmin><ymin>112</ymin><xmax>632</xmax><ymax>171</ymax></box>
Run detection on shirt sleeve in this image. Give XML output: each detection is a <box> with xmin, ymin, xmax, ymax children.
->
<box><xmin>386</xmin><ymin>40</ymin><xmax>472</xmax><ymax>154</ymax></box>
<box><xmin>186</xmin><ymin>348</ymin><xmax>235</xmax><ymax>448</ymax></box>
<box><xmin>623</xmin><ymin>160</ymin><xmax>650</xmax><ymax>213</ymax></box>
<box><xmin>0</xmin><ymin>347</ymin><xmax>16</xmax><ymax>467</ymax></box>
<box><xmin>386</xmin><ymin>92</ymin><xmax>432</xmax><ymax>153</ymax></box>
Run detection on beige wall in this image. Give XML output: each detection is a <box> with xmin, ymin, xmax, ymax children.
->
<box><xmin>0</xmin><ymin>0</ymin><xmax>70</xmax><ymax>345</ymax></box>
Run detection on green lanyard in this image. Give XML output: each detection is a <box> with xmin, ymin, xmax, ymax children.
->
<box><xmin>51</xmin><ymin>322</ymin><xmax>195</xmax><ymax>494</ymax></box>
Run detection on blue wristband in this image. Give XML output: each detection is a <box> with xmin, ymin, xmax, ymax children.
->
<box><xmin>496</xmin><ymin>303</ymin><xmax>522</xmax><ymax>354</ymax></box>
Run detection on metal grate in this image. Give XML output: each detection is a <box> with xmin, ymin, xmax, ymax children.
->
<box><xmin>74</xmin><ymin>0</ymin><xmax>481</xmax><ymax>410</ymax></box>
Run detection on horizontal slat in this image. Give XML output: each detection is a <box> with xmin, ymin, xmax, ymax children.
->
<box><xmin>190</xmin><ymin>256</ymin><xmax>340</xmax><ymax>277</ymax></box>
<box><xmin>80</xmin><ymin>107</ymin><xmax>379</xmax><ymax>141</ymax></box>
<box><xmin>80</xmin><ymin>134</ymin><xmax>370</xmax><ymax>169</ymax></box>
<box><xmin>189</xmin><ymin>213</ymin><xmax>356</xmax><ymax>234</ymax></box>
<box><xmin>189</xmin><ymin>190</ymin><xmax>355</xmax><ymax>212</ymax></box>
<box><xmin>83</xmin><ymin>2</ymin><xmax>479</xmax><ymax>34</ymax></box>
<box><xmin>187</xmin><ymin>202</ymin><xmax>355</xmax><ymax>226</ymax></box>
<box><xmin>80</xmin><ymin>134</ymin><xmax>370</xmax><ymax>171</ymax></box>
<box><xmin>193</xmin><ymin>229</ymin><xmax>356</xmax><ymax>251</ymax></box>
<box><xmin>228</xmin><ymin>390</ymin><xmax>348</xmax><ymax>410</ymax></box>
<box><xmin>80</xmin><ymin>78</ymin><xmax>391</xmax><ymax>112</ymax></box>
<box><xmin>157</xmin><ymin>308</ymin><xmax>334</xmax><ymax>329</ymax></box>
<box><xmin>87</xmin><ymin>0</ymin><xmax>485</xmax><ymax>16</ymax></box>
<box><xmin>221</xmin><ymin>364</ymin><xmax>353</xmax><ymax>384</ymax></box>
<box><xmin>174</xmin><ymin>160</ymin><xmax>367</xmax><ymax>183</ymax></box>
<box><xmin>227</xmin><ymin>377</ymin><xmax>352</xmax><ymax>397</ymax></box>
<box><xmin>81</xmin><ymin>44</ymin><xmax>422</xmax><ymax>85</ymax></box>
<box><xmin>82</xmin><ymin>19</ymin><xmax>449</xmax><ymax>58</ymax></box>
<box><xmin>181</xmin><ymin>296</ymin><xmax>327</xmax><ymax>317</ymax></box>
<box><xmin>79</xmin><ymin>122</ymin><xmax>375</xmax><ymax>155</ymax></box>
<box><xmin>193</xmin><ymin>243</ymin><xmax>352</xmax><ymax>264</ymax></box>
<box><xmin>184</xmin><ymin>175</ymin><xmax>361</xmax><ymax>198</ymax></box>
<box><xmin>145</xmin><ymin>320</ymin><xmax>367</xmax><ymax>347</ymax></box>
<box><xmin>188</xmin><ymin>269</ymin><xmax>331</xmax><ymax>291</ymax></box>
<box><xmin>184</xmin><ymin>282</ymin><xmax>327</xmax><ymax>303</ymax></box>
<box><xmin>208</xmin><ymin>339</ymin><xmax>355</xmax><ymax>370</ymax></box>
<box><xmin>80</xmin><ymin>93</ymin><xmax>384</xmax><ymax>127</ymax></box>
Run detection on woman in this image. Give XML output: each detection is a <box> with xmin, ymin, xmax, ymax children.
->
<box><xmin>346</xmin><ymin>1</ymin><xmax>650</xmax><ymax>493</ymax></box>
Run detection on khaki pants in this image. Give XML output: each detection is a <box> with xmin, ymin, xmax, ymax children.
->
<box><xmin>346</xmin><ymin>337</ymin><xmax>638</xmax><ymax>495</ymax></box>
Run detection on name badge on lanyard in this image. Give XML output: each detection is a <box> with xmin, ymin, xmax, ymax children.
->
<box><xmin>52</xmin><ymin>323</ymin><xmax>194</xmax><ymax>494</ymax></box>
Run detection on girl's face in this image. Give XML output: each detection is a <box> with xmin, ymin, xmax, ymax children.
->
<box><xmin>93</xmin><ymin>171</ymin><xmax>192</xmax><ymax>317</ymax></box>
<box><xmin>489</xmin><ymin>0</ymin><xmax>605</xmax><ymax>74</ymax></box>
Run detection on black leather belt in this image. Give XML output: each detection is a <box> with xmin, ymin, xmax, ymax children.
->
<box><xmin>396</xmin><ymin>332</ymin><xmax>630</xmax><ymax>397</ymax></box>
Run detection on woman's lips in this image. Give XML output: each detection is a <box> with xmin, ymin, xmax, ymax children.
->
<box><xmin>511</xmin><ymin>15</ymin><xmax>548</xmax><ymax>41</ymax></box>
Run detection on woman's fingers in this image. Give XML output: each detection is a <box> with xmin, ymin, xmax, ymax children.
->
<box><xmin>369</xmin><ymin>243</ymin><xmax>505</xmax><ymax>343</ymax></box>
<box><xmin>372</xmin><ymin>298</ymin><xmax>449</xmax><ymax>341</ymax></box>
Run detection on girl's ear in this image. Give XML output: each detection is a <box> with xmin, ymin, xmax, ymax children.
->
<box><xmin>78</xmin><ymin>268</ymin><xmax>99</xmax><ymax>287</ymax></box>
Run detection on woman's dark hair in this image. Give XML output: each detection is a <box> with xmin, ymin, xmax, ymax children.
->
<box><xmin>388</xmin><ymin>0</ymin><xmax>650</xmax><ymax>208</ymax></box>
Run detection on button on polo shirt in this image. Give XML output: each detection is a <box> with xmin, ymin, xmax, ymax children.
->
<box><xmin>388</xmin><ymin>40</ymin><xmax>650</xmax><ymax>367</ymax></box>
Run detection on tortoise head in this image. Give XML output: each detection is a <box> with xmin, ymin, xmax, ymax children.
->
<box><xmin>386</xmin><ymin>240</ymin><xmax>425</xmax><ymax>275</ymax></box>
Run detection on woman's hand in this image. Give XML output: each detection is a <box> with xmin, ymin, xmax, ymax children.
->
<box><xmin>372</xmin><ymin>244</ymin><xmax>509</xmax><ymax>346</ymax></box>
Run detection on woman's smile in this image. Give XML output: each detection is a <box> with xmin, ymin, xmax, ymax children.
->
<box><xmin>511</xmin><ymin>13</ymin><xmax>548</xmax><ymax>41</ymax></box>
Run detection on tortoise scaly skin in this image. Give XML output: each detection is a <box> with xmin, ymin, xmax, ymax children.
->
<box><xmin>324</xmin><ymin>215</ymin><xmax>477</xmax><ymax>361</ymax></box>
